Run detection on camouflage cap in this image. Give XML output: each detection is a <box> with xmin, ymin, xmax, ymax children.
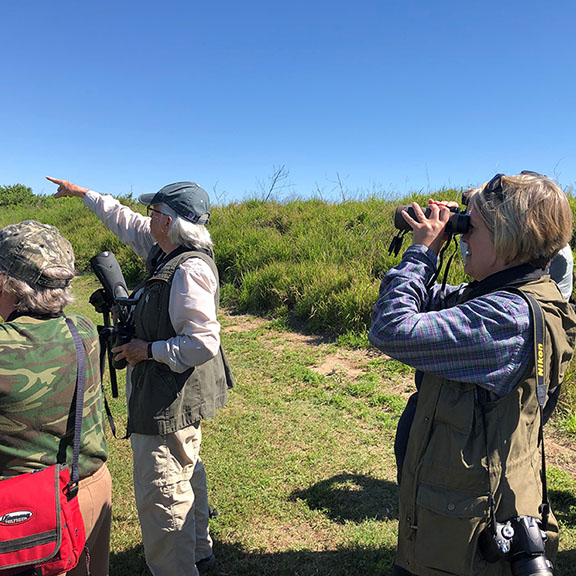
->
<box><xmin>0</xmin><ymin>221</ymin><xmax>75</xmax><ymax>289</ymax></box>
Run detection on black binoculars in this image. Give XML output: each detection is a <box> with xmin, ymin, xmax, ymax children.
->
<box><xmin>393</xmin><ymin>205</ymin><xmax>470</xmax><ymax>235</ymax></box>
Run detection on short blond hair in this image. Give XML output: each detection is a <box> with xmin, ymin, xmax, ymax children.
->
<box><xmin>471</xmin><ymin>173</ymin><xmax>572</xmax><ymax>268</ymax></box>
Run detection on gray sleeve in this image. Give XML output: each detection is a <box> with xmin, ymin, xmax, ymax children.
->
<box><xmin>548</xmin><ymin>244</ymin><xmax>574</xmax><ymax>301</ymax></box>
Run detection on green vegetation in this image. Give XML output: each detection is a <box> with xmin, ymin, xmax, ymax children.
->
<box><xmin>0</xmin><ymin>184</ymin><xmax>36</xmax><ymax>207</ymax></box>
<box><xmin>4</xmin><ymin>186</ymin><xmax>576</xmax><ymax>575</ymax></box>
<box><xmin>0</xmin><ymin>187</ymin><xmax>468</xmax><ymax>333</ymax></box>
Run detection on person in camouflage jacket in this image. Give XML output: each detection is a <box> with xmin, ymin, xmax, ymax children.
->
<box><xmin>0</xmin><ymin>221</ymin><xmax>111</xmax><ymax>576</ymax></box>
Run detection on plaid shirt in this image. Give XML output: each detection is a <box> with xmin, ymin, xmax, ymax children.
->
<box><xmin>368</xmin><ymin>245</ymin><xmax>533</xmax><ymax>397</ymax></box>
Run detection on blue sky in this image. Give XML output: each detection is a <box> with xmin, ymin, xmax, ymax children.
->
<box><xmin>2</xmin><ymin>1</ymin><xmax>576</xmax><ymax>203</ymax></box>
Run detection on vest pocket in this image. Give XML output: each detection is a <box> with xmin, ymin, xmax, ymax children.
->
<box><xmin>414</xmin><ymin>483</ymin><xmax>489</xmax><ymax>576</ymax></box>
<box><xmin>434</xmin><ymin>381</ymin><xmax>475</xmax><ymax>434</ymax></box>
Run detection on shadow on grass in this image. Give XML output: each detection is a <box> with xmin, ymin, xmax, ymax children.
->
<box><xmin>209</xmin><ymin>542</ymin><xmax>395</xmax><ymax>576</ymax></box>
<box><xmin>290</xmin><ymin>472</ymin><xmax>399</xmax><ymax>523</ymax></box>
<box><xmin>550</xmin><ymin>488</ymin><xmax>576</xmax><ymax>527</ymax></box>
<box><xmin>557</xmin><ymin>549</ymin><xmax>576</xmax><ymax>575</ymax></box>
<box><xmin>110</xmin><ymin>482</ymin><xmax>575</xmax><ymax>576</ymax></box>
<box><xmin>110</xmin><ymin>541</ymin><xmax>395</xmax><ymax>576</ymax></box>
<box><xmin>110</xmin><ymin>543</ymin><xmax>149</xmax><ymax>576</ymax></box>
<box><xmin>110</xmin><ymin>540</ymin><xmax>576</xmax><ymax>576</ymax></box>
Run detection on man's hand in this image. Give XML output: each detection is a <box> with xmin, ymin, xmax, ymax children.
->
<box><xmin>112</xmin><ymin>338</ymin><xmax>150</xmax><ymax>366</ymax></box>
<box><xmin>46</xmin><ymin>176</ymin><xmax>89</xmax><ymax>198</ymax></box>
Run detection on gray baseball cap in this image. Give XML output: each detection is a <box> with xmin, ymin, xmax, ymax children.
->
<box><xmin>139</xmin><ymin>182</ymin><xmax>211</xmax><ymax>224</ymax></box>
<box><xmin>0</xmin><ymin>221</ymin><xmax>75</xmax><ymax>289</ymax></box>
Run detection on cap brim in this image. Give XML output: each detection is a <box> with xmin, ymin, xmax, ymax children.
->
<box><xmin>139</xmin><ymin>193</ymin><xmax>157</xmax><ymax>206</ymax></box>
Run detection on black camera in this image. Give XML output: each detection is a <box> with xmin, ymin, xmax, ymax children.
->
<box><xmin>480</xmin><ymin>516</ymin><xmax>553</xmax><ymax>576</ymax></box>
<box><xmin>394</xmin><ymin>205</ymin><xmax>470</xmax><ymax>235</ymax></box>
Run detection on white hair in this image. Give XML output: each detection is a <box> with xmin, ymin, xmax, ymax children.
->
<box><xmin>159</xmin><ymin>204</ymin><xmax>214</xmax><ymax>251</ymax></box>
<box><xmin>0</xmin><ymin>270</ymin><xmax>74</xmax><ymax>315</ymax></box>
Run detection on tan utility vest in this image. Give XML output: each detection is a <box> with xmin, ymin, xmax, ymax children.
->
<box><xmin>395</xmin><ymin>277</ymin><xmax>576</xmax><ymax>576</ymax></box>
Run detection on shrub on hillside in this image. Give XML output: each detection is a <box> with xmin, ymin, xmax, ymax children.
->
<box><xmin>0</xmin><ymin>184</ymin><xmax>36</xmax><ymax>207</ymax></box>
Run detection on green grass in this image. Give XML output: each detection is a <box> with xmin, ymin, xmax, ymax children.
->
<box><xmin>0</xmin><ymin>191</ymin><xmax>472</xmax><ymax>335</ymax></box>
<box><xmin>66</xmin><ymin>275</ymin><xmax>576</xmax><ymax>576</ymax></box>
<box><xmin>3</xmin><ymin>188</ymin><xmax>576</xmax><ymax>574</ymax></box>
<box><xmin>72</xmin><ymin>275</ymin><xmax>402</xmax><ymax>575</ymax></box>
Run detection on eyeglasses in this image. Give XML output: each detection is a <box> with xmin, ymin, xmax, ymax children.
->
<box><xmin>147</xmin><ymin>206</ymin><xmax>165</xmax><ymax>217</ymax></box>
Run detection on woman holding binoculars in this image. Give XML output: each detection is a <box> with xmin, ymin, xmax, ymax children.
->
<box><xmin>370</xmin><ymin>171</ymin><xmax>576</xmax><ymax>576</ymax></box>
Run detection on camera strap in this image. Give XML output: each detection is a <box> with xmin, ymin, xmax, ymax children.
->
<box><xmin>388</xmin><ymin>230</ymin><xmax>409</xmax><ymax>257</ymax></box>
<box><xmin>508</xmin><ymin>289</ymin><xmax>550</xmax><ymax>529</ymax></box>
<box><xmin>482</xmin><ymin>288</ymin><xmax>550</xmax><ymax>532</ymax></box>
<box><xmin>425</xmin><ymin>234</ymin><xmax>459</xmax><ymax>292</ymax></box>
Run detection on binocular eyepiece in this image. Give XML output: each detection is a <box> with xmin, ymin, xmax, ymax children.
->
<box><xmin>394</xmin><ymin>205</ymin><xmax>470</xmax><ymax>235</ymax></box>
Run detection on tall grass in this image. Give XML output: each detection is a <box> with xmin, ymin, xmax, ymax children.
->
<box><xmin>210</xmin><ymin>193</ymin><xmax>467</xmax><ymax>334</ymax></box>
<box><xmin>2</xmin><ymin>188</ymin><xmax>576</xmax><ymax>406</ymax></box>
<box><xmin>0</xmin><ymin>191</ymin><xmax>471</xmax><ymax>335</ymax></box>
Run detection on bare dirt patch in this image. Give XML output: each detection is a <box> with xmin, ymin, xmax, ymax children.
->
<box><xmin>220</xmin><ymin>311</ymin><xmax>268</xmax><ymax>332</ymax></box>
<box><xmin>313</xmin><ymin>347</ymin><xmax>382</xmax><ymax>379</ymax></box>
<box><xmin>221</xmin><ymin>311</ymin><xmax>576</xmax><ymax>480</ymax></box>
<box><xmin>545</xmin><ymin>430</ymin><xmax>576</xmax><ymax>478</ymax></box>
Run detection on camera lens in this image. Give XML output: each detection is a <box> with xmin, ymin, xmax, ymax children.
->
<box><xmin>511</xmin><ymin>555</ymin><xmax>553</xmax><ymax>576</ymax></box>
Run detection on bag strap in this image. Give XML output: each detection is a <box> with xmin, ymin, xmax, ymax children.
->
<box><xmin>64</xmin><ymin>317</ymin><xmax>87</xmax><ymax>499</ymax></box>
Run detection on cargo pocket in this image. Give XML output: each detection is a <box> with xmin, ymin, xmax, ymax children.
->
<box><xmin>414</xmin><ymin>483</ymin><xmax>489</xmax><ymax>576</ymax></box>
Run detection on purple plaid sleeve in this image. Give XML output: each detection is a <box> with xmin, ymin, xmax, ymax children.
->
<box><xmin>368</xmin><ymin>245</ymin><xmax>532</xmax><ymax>396</ymax></box>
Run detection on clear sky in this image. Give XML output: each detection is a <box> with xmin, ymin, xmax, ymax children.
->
<box><xmin>2</xmin><ymin>1</ymin><xmax>576</xmax><ymax>204</ymax></box>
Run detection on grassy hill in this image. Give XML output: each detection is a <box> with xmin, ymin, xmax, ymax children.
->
<box><xmin>0</xmin><ymin>188</ymin><xmax>470</xmax><ymax>334</ymax></box>
<box><xmin>3</xmin><ymin>187</ymin><xmax>576</xmax><ymax>575</ymax></box>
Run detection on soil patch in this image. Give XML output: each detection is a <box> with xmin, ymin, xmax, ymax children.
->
<box><xmin>221</xmin><ymin>311</ymin><xmax>576</xmax><ymax>480</ymax></box>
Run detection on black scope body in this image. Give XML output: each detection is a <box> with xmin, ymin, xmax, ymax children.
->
<box><xmin>394</xmin><ymin>205</ymin><xmax>470</xmax><ymax>235</ymax></box>
<box><xmin>90</xmin><ymin>251</ymin><xmax>134</xmax><ymax>373</ymax></box>
<box><xmin>90</xmin><ymin>251</ymin><xmax>130</xmax><ymax>308</ymax></box>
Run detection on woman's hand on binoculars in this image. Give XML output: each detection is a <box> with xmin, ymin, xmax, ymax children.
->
<box><xmin>401</xmin><ymin>200</ymin><xmax>455</xmax><ymax>254</ymax></box>
<box><xmin>112</xmin><ymin>338</ymin><xmax>149</xmax><ymax>366</ymax></box>
<box><xmin>46</xmin><ymin>176</ymin><xmax>89</xmax><ymax>198</ymax></box>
